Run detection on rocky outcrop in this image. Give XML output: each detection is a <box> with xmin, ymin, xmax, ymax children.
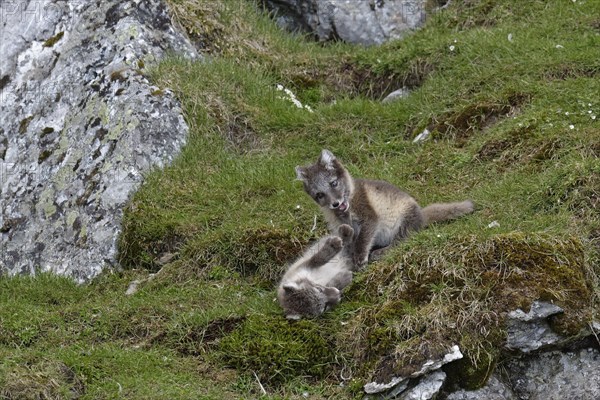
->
<box><xmin>505</xmin><ymin>301</ymin><xmax>566</xmax><ymax>352</ymax></box>
<box><xmin>364</xmin><ymin>345</ymin><xmax>463</xmax><ymax>399</ymax></box>
<box><xmin>0</xmin><ymin>0</ymin><xmax>198</xmax><ymax>282</ymax></box>
<box><xmin>448</xmin><ymin>347</ymin><xmax>600</xmax><ymax>400</ymax></box>
<box><xmin>363</xmin><ymin>302</ymin><xmax>600</xmax><ymax>400</ymax></box>
<box><xmin>260</xmin><ymin>0</ymin><xmax>428</xmax><ymax>45</ymax></box>
<box><xmin>445</xmin><ymin>304</ymin><xmax>600</xmax><ymax>400</ymax></box>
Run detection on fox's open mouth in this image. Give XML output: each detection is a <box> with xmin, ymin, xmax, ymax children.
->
<box><xmin>338</xmin><ymin>201</ymin><xmax>349</xmax><ymax>212</ymax></box>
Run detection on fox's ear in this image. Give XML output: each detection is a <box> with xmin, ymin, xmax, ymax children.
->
<box><xmin>282</xmin><ymin>282</ymin><xmax>298</xmax><ymax>293</ymax></box>
<box><xmin>319</xmin><ymin>149</ymin><xmax>336</xmax><ymax>170</ymax></box>
<box><xmin>295</xmin><ymin>166</ymin><xmax>308</xmax><ymax>182</ymax></box>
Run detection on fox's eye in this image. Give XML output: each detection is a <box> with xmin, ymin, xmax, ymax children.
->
<box><xmin>330</xmin><ymin>180</ymin><xmax>338</xmax><ymax>188</ymax></box>
<box><xmin>315</xmin><ymin>193</ymin><xmax>324</xmax><ymax>200</ymax></box>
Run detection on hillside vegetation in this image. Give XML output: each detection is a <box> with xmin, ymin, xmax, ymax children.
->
<box><xmin>2</xmin><ymin>0</ymin><xmax>599</xmax><ymax>398</ymax></box>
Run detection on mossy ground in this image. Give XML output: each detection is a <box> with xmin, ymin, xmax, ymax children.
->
<box><xmin>2</xmin><ymin>0</ymin><xmax>600</xmax><ymax>398</ymax></box>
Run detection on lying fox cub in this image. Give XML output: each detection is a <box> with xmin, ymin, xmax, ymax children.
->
<box><xmin>296</xmin><ymin>149</ymin><xmax>474</xmax><ymax>268</ymax></box>
<box><xmin>277</xmin><ymin>224</ymin><xmax>354</xmax><ymax>320</ymax></box>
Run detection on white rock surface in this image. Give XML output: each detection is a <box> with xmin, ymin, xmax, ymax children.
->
<box><xmin>0</xmin><ymin>0</ymin><xmax>198</xmax><ymax>282</ymax></box>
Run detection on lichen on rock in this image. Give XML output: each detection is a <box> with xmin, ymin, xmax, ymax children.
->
<box><xmin>0</xmin><ymin>0</ymin><xmax>198</xmax><ymax>282</ymax></box>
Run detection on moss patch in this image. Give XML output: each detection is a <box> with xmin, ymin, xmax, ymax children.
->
<box><xmin>444</xmin><ymin>352</ymin><xmax>496</xmax><ymax>390</ymax></box>
<box><xmin>218</xmin><ymin>315</ymin><xmax>336</xmax><ymax>386</ymax></box>
<box><xmin>40</xmin><ymin>127</ymin><xmax>55</xmax><ymax>138</ymax></box>
<box><xmin>43</xmin><ymin>31</ymin><xmax>64</xmax><ymax>47</ymax></box>
<box><xmin>38</xmin><ymin>149</ymin><xmax>53</xmax><ymax>163</ymax></box>
<box><xmin>19</xmin><ymin>116</ymin><xmax>33</xmax><ymax>134</ymax></box>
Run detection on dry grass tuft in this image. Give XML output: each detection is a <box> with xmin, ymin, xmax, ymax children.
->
<box><xmin>1</xmin><ymin>360</ymin><xmax>85</xmax><ymax>400</ymax></box>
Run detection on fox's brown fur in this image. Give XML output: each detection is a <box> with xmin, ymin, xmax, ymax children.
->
<box><xmin>296</xmin><ymin>150</ymin><xmax>474</xmax><ymax>268</ymax></box>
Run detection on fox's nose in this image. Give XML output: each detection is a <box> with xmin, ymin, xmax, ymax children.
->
<box><xmin>332</xmin><ymin>201</ymin><xmax>340</xmax><ymax>208</ymax></box>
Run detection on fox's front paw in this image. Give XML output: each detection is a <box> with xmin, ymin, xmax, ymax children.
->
<box><xmin>337</xmin><ymin>224</ymin><xmax>354</xmax><ymax>244</ymax></box>
<box><xmin>324</xmin><ymin>236</ymin><xmax>343</xmax><ymax>255</ymax></box>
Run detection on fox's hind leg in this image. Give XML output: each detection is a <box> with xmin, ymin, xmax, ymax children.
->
<box><xmin>328</xmin><ymin>270</ymin><xmax>353</xmax><ymax>290</ymax></box>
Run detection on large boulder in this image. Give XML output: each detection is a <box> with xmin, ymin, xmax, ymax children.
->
<box><xmin>260</xmin><ymin>0</ymin><xmax>428</xmax><ymax>45</ymax></box>
<box><xmin>0</xmin><ymin>0</ymin><xmax>198</xmax><ymax>282</ymax></box>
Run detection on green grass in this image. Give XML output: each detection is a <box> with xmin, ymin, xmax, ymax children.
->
<box><xmin>2</xmin><ymin>0</ymin><xmax>600</xmax><ymax>398</ymax></box>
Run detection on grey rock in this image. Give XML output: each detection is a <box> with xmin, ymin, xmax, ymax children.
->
<box><xmin>382</xmin><ymin>87</ymin><xmax>410</xmax><ymax>103</ymax></box>
<box><xmin>412</xmin><ymin>128</ymin><xmax>430</xmax><ymax>143</ymax></box>
<box><xmin>385</xmin><ymin>380</ymin><xmax>410</xmax><ymax>399</ymax></box>
<box><xmin>444</xmin><ymin>307</ymin><xmax>600</xmax><ymax>400</ymax></box>
<box><xmin>445</xmin><ymin>348</ymin><xmax>600</xmax><ymax>400</ymax></box>
<box><xmin>399</xmin><ymin>370</ymin><xmax>446</xmax><ymax>400</ymax></box>
<box><xmin>508</xmin><ymin>347</ymin><xmax>600</xmax><ymax>400</ymax></box>
<box><xmin>506</xmin><ymin>301</ymin><xmax>564</xmax><ymax>352</ymax></box>
<box><xmin>0</xmin><ymin>0</ymin><xmax>198</xmax><ymax>282</ymax></box>
<box><xmin>364</xmin><ymin>345</ymin><xmax>462</xmax><ymax>396</ymax></box>
<box><xmin>446</xmin><ymin>376</ymin><xmax>518</xmax><ymax>400</ymax></box>
<box><xmin>410</xmin><ymin>345</ymin><xmax>463</xmax><ymax>378</ymax></box>
<box><xmin>261</xmin><ymin>0</ymin><xmax>428</xmax><ymax>45</ymax></box>
<box><xmin>365</xmin><ymin>376</ymin><xmax>408</xmax><ymax>396</ymax></box>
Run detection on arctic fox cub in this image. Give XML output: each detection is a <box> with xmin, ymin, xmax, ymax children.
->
<box><xmin>277</xmin><ymin>224</ymin><xmax>354</xmax><ymax>320</ymax></box>
<box><xmin>295</xmin><ymin>150</ymin><xmax>474</xmax><ymax>268</ymax></box>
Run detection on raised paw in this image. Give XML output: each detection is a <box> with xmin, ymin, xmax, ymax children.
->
<box><xmin>324</xmin><ymin>236</ymin><xmax>343</xmax><ymax>253</ymax></box>
<box><xmin>337</xmin><ymin>224</ymin><xmax>354</xmax><ymax>245</ymax></box>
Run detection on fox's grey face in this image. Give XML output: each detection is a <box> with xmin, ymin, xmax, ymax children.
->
<box><xmin>295</xmin><ymin>149</ymin><xmax>351</xmax><ymax>213</ymax></box>
<box><xmin>279</xmin><ymin>280</ymin><xmax>341</xmax><ymax>320</ymax></box>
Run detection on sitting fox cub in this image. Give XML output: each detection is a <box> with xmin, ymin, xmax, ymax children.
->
<box><xmin>277</xmin><ymin>224</ymin><xmax>354</xmax><ymax>320</ymax></box>
<box><xmin>296</xmin><ymin>150</ymin><xmax>474</xmax><ymax>268</ymax></box>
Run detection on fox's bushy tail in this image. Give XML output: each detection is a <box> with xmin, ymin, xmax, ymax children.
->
<box><xmin>422</xmin><ymin>200</ymin><xmax>474</xmax><ymax>226</ymax></box>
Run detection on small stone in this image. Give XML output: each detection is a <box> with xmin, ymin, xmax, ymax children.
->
<box><xmin>413</xmin><ymin>128</ymin><xmax>431</xmax><ymax>143</ymax></box>
<box><xmin>364</xmin><ymin>376</ymin><xmax>407</xmax><ymax>395</ymax></box>
<box><xmin>382</xmin><ymin>88</ymin><xmax>410</xmax><ymax>103</ymax></box>
<box><xmin>125</xmin><ymin>279</ymin><xmax>141</xmax><ymax>296</ymax></box>
<box><xmin>158</xmin><ymin>252</ymin><xmax>176</xmax><ymax>265</ymax></box>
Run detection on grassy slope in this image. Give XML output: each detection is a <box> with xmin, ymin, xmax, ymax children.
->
<box><xmin>2</xmin><ymin>0</ymin><xmax>600</xmax><ymax>398</ymax></box>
